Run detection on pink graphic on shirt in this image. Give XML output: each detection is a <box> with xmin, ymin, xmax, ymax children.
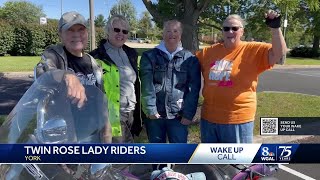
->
<box><xmin>209</xmin><ymin>59</ymin><xmax>233</xmax><ymax>87</ymax></box>
<box><xmin>218</xmin><ymin>80</ymin><xmax>233</xmax><ymax>87</ymax></box>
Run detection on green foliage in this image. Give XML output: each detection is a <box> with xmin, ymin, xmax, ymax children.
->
<box><xmin>43</xmin><ymin>19</ymin><xmax>60</xmax><ymax>48</ymax></box>
<box><xmin>11</xmin><ymin>24</ymin><xmax>32</xmax><ymax>56</ymax></box>
<box><xmin>95</xmin><ymin>27</ymin><xmax>106</xmax><ymax>45</ymax></box>
<box><xmin>156</xmin><ymin>0</ymin><xmax>184</xmax><ymax>20</ymax></box>
<box><xmin>0</xmin><ymin>115</ymin><xmax>5</xmax><ymax>126</ymax></box>
<box><xmin>0</xmin><ymin>19</ymin><xmax>60</xmax><ymax>56</ymax></box>
<box><xmin>110</xmin><ymin>0</ymin><xmax>138</xmax><ymax>32</ymax></box>
<box><xmin>11</xmin><ymin>23</ymin><xmax>55</xmax><ymax>56</ymax></box>
<box><xmin>0</xmin><ymin>1</ymin><xmax>50</xmax><ymax>55</ymax></box>
<box><xmin>138</xmin><ymin>11</ymin><xmax>153</xmax><ymax>38</ymax></box>
<box><xmin>200</xmin><ymin>0</ymin><xmax>255</xmax><ymax>29</ymax></box>
<box><xmin>150</xmin><ymin>25</ymin><xmax>163</xmax><ymax>41</ymax></box>
<box><xmin>28</xmin><ymin>24</ymin><xmax>46</xmax><ymax>56</ymax></box>
<box><xmin>0</xmin><ymin>1</ymin><xmax>45</xmax><ymax>25</ymax></box>
<box><xmin>95</xmin><ymin>14</ymin><xmax>106</xmax><ymax>28</ymax></box>
<box><xmin>0</xmin><ymin>20</ymin><xmax>14</xmax><ymax>55</ymax></box>
<box><xmin>85</xmin><ymin>27</ymin><xmax>106</xmax><ymax>52</ymax></box>
<box><xmin>198</xmin><ymin>0</ymin><xmax>319</xmax><ymax>47</ymax></box>
<box><xmin>290</xmin><ymin>46</ymin><xmax>320</xmax><ymax>58</ymax></box>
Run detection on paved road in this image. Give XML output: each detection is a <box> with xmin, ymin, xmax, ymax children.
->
<box><xmin>258</xmin><ymin>67</ymin><xmax>320</xmax><ymax>96</ymax></box>
<box><xmin>0</xmin><ymin>73</ymin><xmax>33</xmax><ymax>115</ymax></box>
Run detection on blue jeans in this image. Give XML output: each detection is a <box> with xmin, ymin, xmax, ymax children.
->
<box><xmin>200</xmin><ymin>119</ymin><xmax>253</xmax><ymax>143</ymax></box>
<box><xmin>144</xmin><ymin>117</ymin><xmax>188</xmax><ymax>143</ymax></box>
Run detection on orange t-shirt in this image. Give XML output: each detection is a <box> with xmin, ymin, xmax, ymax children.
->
<box><xmin>196</xmin><ymin>42</ymin><xmax>272</xmax><ymax>124</ymax></box>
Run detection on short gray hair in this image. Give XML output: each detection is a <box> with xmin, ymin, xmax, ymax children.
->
<box><xmin>223</xmin><ymin>14</ymin><xmax>247</xmax><ymax>28</ymax></box>
<box><xmin>163</xmin><ymin>19</ymin><xmax>183</xmax><ymax>33</ymax></box>
<box><xmin>105</xmin><ymin>14</ymin><xmax>130</xmax><ymax>34</ymax></box>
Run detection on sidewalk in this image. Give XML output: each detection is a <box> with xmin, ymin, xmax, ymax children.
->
<box><xmin>0</xmin><ymin>71</ymin><xmax>33</xmax><ymax>78</ymax></box>
<box><xmin>254</xmin><ymin>135</ymin><xmax>311</xmax><ymax>143</ymax></box>
<box><xmin>274</xmin><ymin>64</ymin><xmax>320</xmax><ymax>69</ymax></box>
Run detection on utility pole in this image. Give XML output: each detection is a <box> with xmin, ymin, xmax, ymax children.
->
<box><xmin>117</xmin><ymin>0</ymin><xmax>121</xmax><ymax>14</ymax></box>
<box><xmin>282</xmin><ymin>6</ymin><xmax>288</xmax><ymax>63</ymax></box>
<box><xmin>283</xmin><ymin>6</ymin><xmax>288</xmax><ymax>42</ymax></box>
<box><xmin>89</xmin><ymin>0</ymin><xmax>96</xmax><ymax>50</ymax></box>
<box><xmin>60</xmin><ymin>0</ymin><xmax>63</xmax><ymax>16</ymax></box>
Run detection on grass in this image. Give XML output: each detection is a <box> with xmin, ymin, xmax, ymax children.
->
<box><xmin>285</xmin><ymin>57</ymin><xmax>320</xmax><ymax>65</ymax></box>
<box><xmin>3</xmin><ymin>93</ymin><xmax>318</xmax><ymax>143</ymax></box>
<box><xmin>136</xmin><ymin>48</ymin><xmax>150</xmax><ymax>56</ymax></box>
<box><xmin>0</xmin><ymin>115</ymin><xmax>5</xmax><ymax>125</ymax></box>
<box><xmin>0</xmin><ymin>56</ymin><xmax>40</xmax><ymax>72</ymax></box>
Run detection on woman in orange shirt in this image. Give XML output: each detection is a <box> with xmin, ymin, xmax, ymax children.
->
<box><xmin>196</xmin><ymin>10</ymin><xmax>287</xmax><ymax>143</ymax></box>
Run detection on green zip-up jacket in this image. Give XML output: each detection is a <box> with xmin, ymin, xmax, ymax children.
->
<box><xmin>89</xmin><ymin>39</ymin><xmax>142</xmax><ymax>137</ymax></box>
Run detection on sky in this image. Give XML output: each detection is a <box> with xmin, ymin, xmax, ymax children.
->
<box><xmin>0</xmin><ymin>0</ymin><xmax>148</xmax><ymax>20</ymax></box>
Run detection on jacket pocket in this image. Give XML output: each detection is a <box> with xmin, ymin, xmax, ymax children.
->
<box><xmin>173</xmin><ymin>64</ymin><xmax>187</xmax><ymax>91</ymax></box>
<box><xmin>153</xmin><ymin>65</ymin><xmax>166</xmax><ymax>84</ymax></box>
<box><xmin>170</xmin><ymin>98</ymin><xmax>184</xmax><ymax>114</ymax></box>
<box><xmin>102</xmin><ymin>64</ymin><xmax>111</xmax><ymax>74</ymax></box>
<box><xmin>154</xmin><ymin>84</ymin><xmax>162</xmax><ymax>93</ymax></box>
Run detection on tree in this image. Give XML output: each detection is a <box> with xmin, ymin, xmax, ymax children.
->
<box><xmin>199</xmin><ymin>0</ymin><xmax>262</xmax><ymax>43</ymax></box>
<box><xmin>0</xmin><ymin>1</ymin><xmax>45</xmax><ymax>25</ymax></box>
<box><xmin>272</xmin><ymin>0</ymin><xmax>319</xmax><ymax>50</ymax></box>
<box><xmin>95</xmin><ymin>14</ymin><xmax>106</xmax><ymax>28</ymax></box>
<box><xmin>143</xmin><ymin>0</ymin><xmax>320</xmax><ymax>52</ymax></box>
<box><xmin>143</xmin><ymin>0</ymin><xmax>211</xmax><ymax>52</ymax></box>
<box><xmin>293</xmin><ymin>6</ymin><xmax>320</xmax><ymax>51</ymax></box>
<box><xmin>138</xmin><ymin>11</ymin><xmax>153</xmax><ymax>38</ymax></box>
<box><xmin>0</xmin><ymin>20</ymin><xmax>14</xmax><ymax>55</ymax></box>
<box><xmin>110</xmin><ymin>0</ymin><xmax>138</xmax><ymax>34</ymax></box>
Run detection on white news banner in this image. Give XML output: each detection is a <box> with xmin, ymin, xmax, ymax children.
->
<box><xmin>189</xmin><ymin>144</ymin><xmax>261</xmax><ymax>164</ymax></box>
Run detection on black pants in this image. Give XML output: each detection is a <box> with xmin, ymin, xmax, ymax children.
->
<box><xmin>112</xmin><ymin>111</ymin><xmax>134</xmax><ymax>143</ymax></box>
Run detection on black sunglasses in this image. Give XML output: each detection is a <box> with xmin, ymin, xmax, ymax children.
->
<box><xmin>223</xmin><ymin>26</ymin><xmax>242</xmax><ymax>32</ymax></box>
<box><xmin>114</xmin><ymin>28</ymin><xmax>129</xmax><ymax>34</ymax></box>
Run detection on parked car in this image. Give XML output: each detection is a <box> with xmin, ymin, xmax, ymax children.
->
<box><xmin>128</xmin><ymin>38</ymin><xmax>138</xmax><ymax>43</ymax></box>
<box><xmin>127</xmin><ymin>38</ymin><xmax>151</xmax><ymax>43</ymax></box>
<box><xmin>137</xmin><ymin>38</ymin><xmax>145</xmax><ymax>43</ymax></box>
<box><xmin>136</xmin><ymin>38</ymin><xmax>151</xmax><ymax>43</ymax></box>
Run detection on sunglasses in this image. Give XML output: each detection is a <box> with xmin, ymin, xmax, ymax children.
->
<box><xmin>113</xmin><ymin>28</ymin><xmax>129</xmax><ymax>34</ymax></box>
<box><xmin>223</xmin><ymin>26</ymin><xmax>242</xmax><ymax>32</ymax></box>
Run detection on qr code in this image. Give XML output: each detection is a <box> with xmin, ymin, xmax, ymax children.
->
<box><xmin>260</xmin><ymin>118</ymin><xmax>278</xmax><ymax>135</ymax></box>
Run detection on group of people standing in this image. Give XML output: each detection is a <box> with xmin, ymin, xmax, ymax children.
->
<box><xmin>35</xmin><ymin>8</ymin><xmax>286</xmax><ymax>165</ymax></box>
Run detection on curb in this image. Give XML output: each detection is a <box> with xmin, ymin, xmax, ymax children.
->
<box><xmin>273</xmin><ymin>65</ymin><xmax>320</xmax><ymax>69</ymax></box>
<box><xmin>253</xmin><ymin>135</ymin><xmax>312</xmax><ymax>143</ymax></box>
<box><xmin>0</xmin><ymin>72</ymin><xmax>33</xmax><ymax>78</ymax></box>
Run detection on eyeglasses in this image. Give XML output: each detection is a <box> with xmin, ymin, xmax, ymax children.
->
<box><xmin>113</xmin><ymin>28</ymin><xmax>129</xmax><ymax>34</ymax></box>
<box><xmin>223</xmin><ymin>26</ymin><xmax>242</xmax><ymax>32</ymax></box>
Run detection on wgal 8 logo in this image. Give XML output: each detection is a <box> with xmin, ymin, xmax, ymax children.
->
<box><xmin>278</xmin><ymin>146</ymin><xmax>292</xmax><ymax>161</ymax></box>
<box><xmin>260</xmin><ymin>146</ymin><xmax>275</xmax><ymax>161</ymax></box>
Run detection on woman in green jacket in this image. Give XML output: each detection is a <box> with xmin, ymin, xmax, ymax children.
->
<box><xmin>90</xmin><ymin>14</ymin><xmax>142</xmax><ymax>143</ymax></box>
